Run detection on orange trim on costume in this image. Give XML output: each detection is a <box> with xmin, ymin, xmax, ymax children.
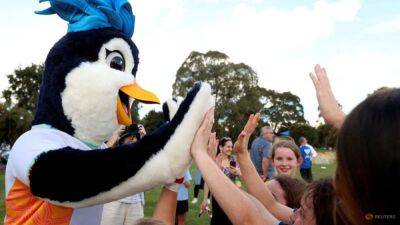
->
<box><xmin>6</xmin><ymin>179</ymin><xmax>73</xmax><ymax>225</ymax></box>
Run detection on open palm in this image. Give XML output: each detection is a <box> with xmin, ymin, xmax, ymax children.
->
<box><xmin>309</xmin><ymin>64</ymin><xmax>345</xmax><ymax>129</ymax></box>
<box><xmin>234</xmin><ymin>113</ymin><xmax>260</xmax><ymax>155</ymax></box>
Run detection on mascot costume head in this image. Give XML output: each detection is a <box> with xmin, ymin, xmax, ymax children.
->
<box><xmin>4</xmin><ymin>1</ymin><xmax>214</xmax><ymax>224</ymax></box>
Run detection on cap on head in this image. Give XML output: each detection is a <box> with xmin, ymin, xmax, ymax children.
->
<box><xmin>277</xmin><ymin>127</ymin><xmax>290</xmax><ymax>137</ymax></box>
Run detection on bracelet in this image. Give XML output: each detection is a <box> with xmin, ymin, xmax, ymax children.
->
<box><xmin>165</xmin><ymin>183</ymin><xmax>179</xmax><ymax>192</ymax></box>
<box><xmin>165</xmin><ymin>177</ymin><xmax>184</xmax><ymax>192</ymax></box>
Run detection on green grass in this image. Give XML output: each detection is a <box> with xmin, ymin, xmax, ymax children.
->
<box><xmin>0</xmin><ymin>163</ymin><xmax>335</xmax><ymax>225</ymax></box>
<box><xmin>310</xmin><ymin>162</ymin><xmax>336</xmax><ymax>179</ymax></box>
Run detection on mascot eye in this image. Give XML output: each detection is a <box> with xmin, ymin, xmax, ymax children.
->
<box><xmin>106</xmin><ymin>50</ymin><xmax>125</xmax><ymax>72</ymax></box>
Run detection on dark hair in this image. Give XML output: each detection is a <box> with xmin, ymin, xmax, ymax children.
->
<box><xmin>118</xmin><ymin>124</ymin><xmax>141</xmax><ymax>145</ymax></box>
<box><xmin>271</xmin><ymin>140</ymin><xmax>301</xmax><ymax>160</ymax></box>
<box><xmin>298</xmin><ymin>136</ymin><xmax>306</xmax><ymax>144</ymax></box>
<box><xmin>216</xmin><ymin>137</ymin><xmax>232</xmax><ymax>155</ymax></box>
<box><xmin>336</xmin><ymin>88</ymin><xmax>400</xmax><ymax>225</ymax></box>
<box><xmin>274</xmin><ymin>175</ymin><xmax>307</xmax><ymax>208</ymax></box>
<box><xmin>303</xmin><ymin>178</ymin><xmax>342</xmax><ymax>225</ymax></box>
<box><xmin>260</xmin><ymin>126</ymin><xmax>272</xmax><ymax>135</ymax></box>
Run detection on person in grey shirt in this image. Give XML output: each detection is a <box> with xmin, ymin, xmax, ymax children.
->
<box><xmin>250</xmin><ymin>126</ymin><xmax>275</xmax><ymax>180</ymax></box>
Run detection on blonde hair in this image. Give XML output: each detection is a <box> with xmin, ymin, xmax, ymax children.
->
<box><xmin>273</xmin><ymin>135</ymin><xmax>295</xmax><ymax>144</ymax></box>
<box><xmin>271</xmin><ymin>140</ymin><xmax>301</xmax><ymax>160</ymax></box>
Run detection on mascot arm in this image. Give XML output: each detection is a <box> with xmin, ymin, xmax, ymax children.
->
<box><xmin>9</xmin><ymin>132</ymin><xmax>68</xmax><ymax>188</ymax></box>
<box><xmin>28</xmin><ymin>82</ymin><xmax>213</xmax><ymax>208</ymax></box>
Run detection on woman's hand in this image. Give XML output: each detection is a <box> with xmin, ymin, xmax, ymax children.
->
<box><xmin>190</xmin><ymin>108</ymin><xmax>215</xmax><ymax>157</ymax></box>
<box><xmin>309</xmin><ymin>64</ymin><xmax>345</xmax><ymax>130</ymax></box>
<box><xmin>199</xmin><ymin>199</ymin><xmax>209</xmax><ymax>214</ymax></box>
<box><xmin>234</xmin><ymin>113</ymin><xmax>260</xmax><ymax>156</ymax></box>
<box><xmin>229</xmin><ymin>166</ymin><xmax>241</xmax><ymax>176</ymax></box>
<box><xmin>207</xmin><ymin>132</ymin><xmax>218</xmax><ymax>160</ymax></box>
<box><xmin>191</xmin><ymin>110</ymin><xmax>272</xmax><ymax>225</ymax></box>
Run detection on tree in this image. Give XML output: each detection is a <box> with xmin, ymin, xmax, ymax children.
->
<box><xmin>0</xmin><ymin>64</ymin><xmax>43</xmax><ymax>145</ymax></box>
<box><xmin>0</xmin><ymin>103</ymin><xmax>33</xmax><ymax>145</ymax></box>
<box><xmin>141</xmin><ymin>110</ymin><xmax>164</xmax><ymax>133</ymax></box>
<box><xmin>222</xmin><ymin>86</ymin><xmax>265</xmax><ymax>138</ymax></box>
<box><xmin>172</xmin><ymin>51</ymin><xmax>262</xmax><ymax>138</ymax></box>
<box><xmin>2</xmin><ymin>64</ymin><xmax>43</xmax><ymax>113</ymax></box>
<box><xmin>260</xmin><ymin>88</ymin><xmax>306</xmax><ymax>131</ymax></box>
<box><xmin>289</xmin><ymin>123</ymin><xmax>319</xmax><ymax>146</ymax></box>
<box><xmin>316</xmin><ymin>124</ymin><xmax>337</xmax><ymax>149</ymax></box>
<box><xmin>130</xmin><ymin>101</ymin><xmax>141</xmax><ymax>124</ymax></box>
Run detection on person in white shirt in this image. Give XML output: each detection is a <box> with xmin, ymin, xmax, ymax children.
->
<box><xmin>101</xmin><ymin>125</ymin><xmax>147</xmax><ymax>225</ymax></box>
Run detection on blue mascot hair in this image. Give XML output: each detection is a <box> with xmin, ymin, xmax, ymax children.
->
<box><xmin>35</xmin><ymin>0</ymin><xmax>135</xmax><ymax>37</ymax></box>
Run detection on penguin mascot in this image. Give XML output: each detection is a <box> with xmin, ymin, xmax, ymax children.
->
<box><xmin>4</xmin><ymin>0</ymin><xmax>214</xmax><ymax>224</ymax></box>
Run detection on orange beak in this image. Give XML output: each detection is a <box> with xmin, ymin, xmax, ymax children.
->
<box><xmin>117</xmin><ymin>83</ymin><xmax>160</xmax><ymax>125</ymax></box>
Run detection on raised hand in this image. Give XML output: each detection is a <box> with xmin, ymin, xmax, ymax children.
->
<box><xmin>207</xmin><ymin>132</ymin><xmax>218</xmax><ymax>160</ymax></box>
<box><xmin>106</xmin><ymin>125</ymin><xmax>126</xmax><ymax>147</ymax></box>
<box><xmin>190</xmin><ymin>108</ymin><xmax>215</xmax><ymax>157</ymax></box>
<box><xmin>309</xmin><ymin>64</ymin><xmax>345</xmax><ymax>130</ymax></box>
<box><xmin>234</xmin><ymin>113</ymin><xmax>260</xmax><ymax>156</ymax></box>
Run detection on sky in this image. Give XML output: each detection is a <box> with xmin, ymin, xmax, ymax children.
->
<box><xmin>1</xmin><ymin>0</ymin><xmax>400</xmax><ymax>124</ymax></box>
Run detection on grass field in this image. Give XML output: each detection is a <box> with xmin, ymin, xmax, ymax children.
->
<box><xmin>0</xmin><ymin>161</ymin><xmax>336</xmax><ymax>225</ymax></box>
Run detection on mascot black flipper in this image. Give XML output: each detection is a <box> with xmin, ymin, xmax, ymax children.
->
<box><xmin>5</xmin><ymin>0</ymin><xmax>214</xmax><ymax>224</ymax></box>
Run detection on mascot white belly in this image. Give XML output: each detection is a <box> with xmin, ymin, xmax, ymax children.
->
<box><xmin>4</xmin><ymin>0</ymin><xmax>214</xmax><ymax>224</ymax></box>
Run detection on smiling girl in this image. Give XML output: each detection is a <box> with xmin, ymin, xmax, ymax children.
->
<box><xmin>270</xmin><ymin>141</ymin><xmax>302</xmax><ymax>178</ymax></box>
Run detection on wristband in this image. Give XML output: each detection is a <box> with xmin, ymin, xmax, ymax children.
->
<box><xmin>165</xmin><ymin>183</ymin><xmax>179</xmax><ymax>192</ymax></box>
<box><xmin>165</xmin><ymin>177</ymin><xmax>184</xmax><ymax>192</ymax></box>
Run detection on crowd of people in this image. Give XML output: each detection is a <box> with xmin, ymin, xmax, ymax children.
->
<box><xmin>103</xmin><ymin>65</ymin><xmax>399</xmax><ymax>225</ymax></box>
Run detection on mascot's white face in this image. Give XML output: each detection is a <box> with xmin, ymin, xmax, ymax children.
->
<box><xmin>61</xmin><ymin>38</ymin><xmax>158</xmax><ymax>145</ymax></box>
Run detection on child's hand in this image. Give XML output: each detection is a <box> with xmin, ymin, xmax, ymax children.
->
<box><xmin>183</xmin><ymin>180</ymin><xmax>191</xmax><ymax>188</ymax></box>
<box><xmin>234</xmin><ymin>113</ymin><xmax>260</xmax><ymax>156</ymax></box>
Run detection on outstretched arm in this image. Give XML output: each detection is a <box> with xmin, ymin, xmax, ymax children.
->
<box><xmin>153</xmin><ymin>186</ymin><xmax>178</xmax><ymax>225</ymax></box>
<box><xmin>235</xmin><ymin>113</ymin><xmax>293</xmax><ymax>224</ymax></box>
<box><xmin>191</xmin><ymin>109</ymin><xmax>278</xmax><ymax>225</ymax></box>
<box><xmin>29</xmin><ymin>122</ymin><xmax>182</xmax><ymax>208</ymax></box>
<box><xmin>310</xmin><ymin>64</ymin><xmax>346</xmax><ymax>130</ymax></box>
<box><xmin>200</xmin><ymin>133</ymin><xmax>217</xmax><ymax>215</ymax></box>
